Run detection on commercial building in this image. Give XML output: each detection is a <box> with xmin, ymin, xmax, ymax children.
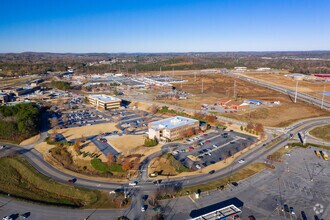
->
<box><xmin>0</xmin><ymin>93</ymin><xmax>8</xmax><ymax>104</ymax></box>
<box><xmin>218</xmin><ymin>98</ymin><xmax>249</xmax><ymax>110</ymax></box>
<box><xmin>148</xmin><ymin>116</ymin><xmax>199</xmax><ymax>141</ymax></box>
<box><xmin>190</xmin><ymin>198</ymin><xmax>243</xmax><ymax>220</ymax></box>
<box><xmin>87</xmin><ymin>94</ymin><xmax>121</xmax><ymax>110</ymax></box>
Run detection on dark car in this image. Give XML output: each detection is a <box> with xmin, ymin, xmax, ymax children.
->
<box><xmin>209</xmin><ymin>170</ymin><xmax>215</xmax><ymax>174</ymax></box>
<box><xmin>219</xmin><ymin>185</ymin><xmax>225</xmax><ymax>190</ymax></box>
<box><xmin>301</xmin><ymin>211</ymin><xmax>308</xmax><ymax>220</ymax></box>
<box><xmin>283</xmin><ymin>204</ymin><xmax>289</xmax><ymax>212</ymax></box>
<box><xmin>20</xmin><ymin>212</ymin><xmax>31</xmax><ymax>219</ymax></box>
<box><xmin>248</xmin><ymin>216</ymin><xmax>256</xmax><ymax>220</ymax></box>
<box><xmin>68</xmin><ymin>178</ymin><xmax>77</xmax><ymax>184</ymax></box>
<box><xmin>231</xmin><ymin>182</ymin><xmax>238</xmax><ymax>187</ymax></box>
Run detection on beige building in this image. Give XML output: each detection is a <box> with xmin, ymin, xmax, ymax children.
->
<box><xmin>148</xmin><ymin>116</ymin><xmax>199</xmax><ymax>142</ymax></box>
<box><xmin>87</xmin><ymin>94</ymin><xmax>121</xmax><ymax>110</ymax></box>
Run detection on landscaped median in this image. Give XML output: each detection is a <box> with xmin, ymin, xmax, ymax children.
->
<box><xmin>0</xmin><ymin>156</ymin><xmax>130</xmax><ymax>209</ymax></box>
<box><xmin>174</xmin><ymin>163</ymin><xmax>268</xmax><ymax>197</ymax></box>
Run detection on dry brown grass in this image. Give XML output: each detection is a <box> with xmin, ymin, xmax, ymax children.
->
<box><xmin>146</xmin><ymin>72</ymin><xmax>328</xmax><ymax>127</ymax></box>
<box><xmin>310</xmin><ymin>125</ymin><xmax>330</xmax><ymax>142</ymax></box>
<box><xmin>106</xmin><ymin>135</ymin><xmax>162</xmax><ymax>160</ymax></box>
<box><xmin>239</xmin><ymin>71</ymin><xmax>330</xmax><ymax>101</ymax></box>
<box><xmin>19</xmin><ymin>134</ymin><xmax>40</xmax><ymax>145</ymax></box>
<box><xmin>223</xmin><ymin>101</ymin><xmax>329</xmax><ymax>127</ymax></box>
<box><xmin>149</xmin><ymin>157</ymin><xmax>179</xmax><ymax>176</ymax></box>
<box><xmin>58</xmin><ymin>122</ymin><xmax>119</xmax><ymax>140</ymax></box>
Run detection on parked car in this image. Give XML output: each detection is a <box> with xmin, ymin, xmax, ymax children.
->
<box><xmin>289</xmin><ymin>207</ymin><xmax>295</xmax><ymax>214</ymax></box>
<box><xmin>238</xmin><ymin>159</ymin><xmax>245</xmax><ymax>164</ymax></box>
<box><xmin>141</xmin><ymin>205</ymin><xmax>146</xmax><ymax>212</ymax></box>
<box><xmin>209</xmin><ymin>170</ymin><xmax>215</xmax><ymax>174</ymax></box>
<box><xmin>284</xmin><ymin>204</ymin><xmax>289</xmax><ymax>212</ymax></box>
<box><xmin>301</xmin><ymin>211</ymin><xmax>308</xmax><ymax>220</ymax></box>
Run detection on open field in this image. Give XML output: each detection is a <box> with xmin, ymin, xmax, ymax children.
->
<box><xmin>0</xmin><ymin>156</ymin><xmax>129</xmax><ymax>209</ymax></box>
<box><xmin>19</xmin><ymin>134</ymin><xmax>40</xmax><ymax>145</ymax></box>
<box><xmin>152</xmin><ymin>72</ymin><xmax>328</xmax><ymax>127</ymax></box>
<box><xmin>175</xmin><ymin>162</ymin><xmax>267</xmax><ymax>196</ymax></box>
<box><xmin>107</xmin><ymin>135</ymin><xmax>162</xmax><ymax>161</ymax></box>
<box><xmin>57</xmin><ymin>122</ymin><xmax>119</xmax><ymax>140</ymax></box>
<box><xmin>149</xmin><ymin>154</ymin><xmax>189</xmax><ymax>176</ymax></box>
<box><xmin>222</xmin><ymin>101</ymin><xmax>329</xmax><ymax>127</ymax></box>
<box><xmin>238</xmin><ymin>71</ymin><xmax>330</xmax><ymax>101</ymax></box>
<box><xmin>309</xmin><ymin>124</ymin><xmax>330</xmax><ymax>142</ymax></box>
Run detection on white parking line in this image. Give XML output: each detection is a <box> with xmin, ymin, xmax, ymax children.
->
<box><xmin>196</xmin><ymin>136</ymin><xmax>244</xmax><ymax>157</ymax></box>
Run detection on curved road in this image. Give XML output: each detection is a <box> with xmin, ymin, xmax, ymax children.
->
<box><xmin>1</xmin><ymin>117</ymin><xmax>330</xmax><ymax>219</ymax></box>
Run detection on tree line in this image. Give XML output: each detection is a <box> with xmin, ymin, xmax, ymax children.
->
<box><xmin>0</xmin><ymin>103</ymin><xmax>40</xmax><ymax>142</ymax></box>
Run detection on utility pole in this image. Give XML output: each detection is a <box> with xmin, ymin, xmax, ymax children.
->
<box><xmin>294</xmin><ymin>80</ymin><xmax>299</xmax><ymax>103</ymax></box>
<box><xmin>181</xmin><ymin>76</ymin><xmax>183</xmax><ymax>89</ymax></box>
<box><xmin>233</xmin><ymin>80</ymin><xmax>237</xmax><ymax>99</ymax></box>
<box><xmin>201</xmin><ymin>79</ymin><xmax>204</xmax><ymax>93</ymax></box>
<box><xmin>321</xmin><ymin>84</ymin><xmax>325</xmax><ymax>109</ymax></box>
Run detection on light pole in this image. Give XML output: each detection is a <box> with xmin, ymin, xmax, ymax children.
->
<box><xmin>321</xmin><ymin>84</ymin><xmax>325</xmax><ymax>109</ymax></box>
<box><xmin>294</xmin><ymin>81</ymin><xmax>299</xmax><ymax>103</ymax></box>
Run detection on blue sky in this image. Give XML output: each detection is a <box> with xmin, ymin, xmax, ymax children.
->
<box><xmin>0</xmin><ymin>0</ymin><xmax>329</xmax><ymax>53</ymax></box>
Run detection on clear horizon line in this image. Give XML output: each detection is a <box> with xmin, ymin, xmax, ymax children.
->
<box><xmin>1</xmin><ymin>49</ymin><xmax>330</xmax><ymax>54</ymax></box>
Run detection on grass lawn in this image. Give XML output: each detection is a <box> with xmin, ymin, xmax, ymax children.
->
<box><xmin>91</xmin><ymin>158</ymin><xmax>125</xmax><ymax>173</ymax></box>
<box><xmin>150</xmin><ymin>154</ymin><xmax>190</xmax><ymax>176</ymax></box>
<box><xmin>0</xmin><ymin>156</ymin><xmax>129</xmax><ymax>209</ymax></box>
<box><xmin>310</xmin><ymin>125</ymin><xmax>330</xmax><ymax>142</ymax></box>
<box><xmin>175</xmin><ymin>163</ymin><xmax>267</xmax><ymax>196</ymax></box>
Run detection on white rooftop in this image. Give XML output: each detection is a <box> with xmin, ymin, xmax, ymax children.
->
<box><xmin>149</xmin><ymin>116</ymin><xmax>198</xmax><ymax>130</ymax></box>
<box><xmin>89</xmin><ymin>94</ymin><xmax>120</xmax><ymax>102</ymax></box>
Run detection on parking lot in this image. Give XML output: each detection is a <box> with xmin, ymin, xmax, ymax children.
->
<box><xmin>171</xmin><ymin>130</ymin><xmax>257</xmax><ymax>170</ymax></box>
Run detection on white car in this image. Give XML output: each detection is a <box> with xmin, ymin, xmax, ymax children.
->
<box><xmin>238</xmin><ymin>159</ymin><xmax>245</xmax><ymax>164</ymax></box>
<box><xmin>129</xmin><ymin>181</ymin><xmax>137</xmax><ymax>186</ymax></box>
<box><xmin>0</xmin><ymin>145</ymin><xmax>5</xmax><ymax>150</ymax></box>
<box><xmin>196</xmin><ymin>164</ymin><xmax>201</xmax><ymax>169</ymax></box>
<box><xmin>212</xmin><ymin>144</ymin><xmax>218</xmax><ymax>148</ymax></box>
<box><xmin>141</xmin><ymin>205</ymin><xmax>146</xmax><ymax>212</ymax></box>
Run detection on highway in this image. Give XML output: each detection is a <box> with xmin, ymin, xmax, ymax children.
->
<box><xmin>222</xmin><ymin>71</ymin><xmax>330</xmax><ymax>110</ymax></box>
<box><xmin>1</xmin><ymin>117</ymin><xmax>330</xmax><ymax>219</ymax></box>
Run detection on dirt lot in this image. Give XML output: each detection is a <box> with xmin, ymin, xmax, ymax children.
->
<box><xmin>107</xmin><ymin>135</ymin><xmax>162</xmax><ymax>160</ymax></box>
<box><xmin>148</xmin><ymin>72</ymin><xmax>328</xmax><ymax>127</ymax></box>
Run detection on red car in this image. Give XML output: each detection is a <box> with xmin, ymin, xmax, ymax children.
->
<box><xmin>189</xmin><ymin>146</ymin><xmax>194</xmax><ymax>151</ymax></box>
<box><xmin>205</xmin><ymin>140</ymin><xmax>210</xmax><ymax>143</ymax></box>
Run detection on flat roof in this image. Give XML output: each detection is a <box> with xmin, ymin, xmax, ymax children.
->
<box><xmin>149</xmin><ymin>116</ymin><xmax>198</xmax><ymax>130</ymax></box>
<box><xmin>88</xmin><ymin>94</ymin><xmax>121</xmax><ymax>102</ymax></box>
<box><xmin>190</xmin><ymin>197</ymin><xmax>243</xmax><ymax>220</ymax></box>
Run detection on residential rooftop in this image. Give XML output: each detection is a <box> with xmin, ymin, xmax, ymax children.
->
<box><xmin>88</xmin><ymin>94</ymin><xmax>120</xmax><ymax>102</ymax></box>
<box><xmin>149</xmin><ymin>116</ymin><xmax>198</xmax><ymax>130</ymax></box>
